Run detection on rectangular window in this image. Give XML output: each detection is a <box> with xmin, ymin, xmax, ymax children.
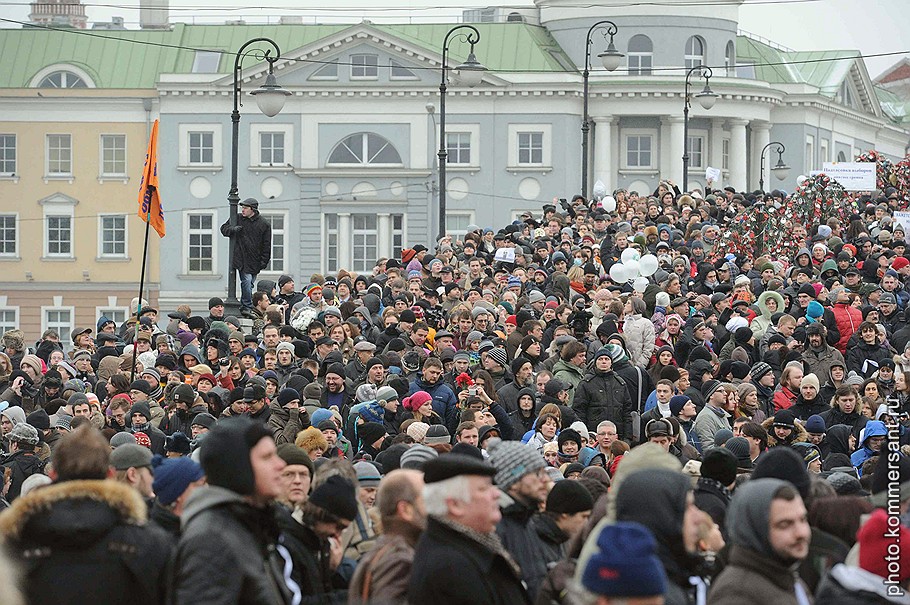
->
<box><xmin>0</xmin><ymin>134</ymin><xmax>15</xmax><ymax>174</ymax></box>
<box><xmin>44</xmin><ymin>309</ymin><xmax>73</xmax><ymax>351</ymax></box>
<box><xmin>351</xmin><ymin>54</ymin><xmax>378</xmax><ymax>79</ymax></box>
<box><xmin>446</xmin><ymin>213</ymin><xmax>473</xmax><ymax>239</ymax></box>
<box><xmin>188</xmin><ymin>131</ymin><xmax>214</xmax><ymax>165</ymax></box>
<box><xmin>99</xmin><ymin>214</ymin><xmax>126</xmax><ymax>257</ymax></box>
<box><xmin>261</xmin><ymin>213</ymin><xmax>285</xmax><ymax>272</ymax></box>
<box><xmin>325</xmin><ymin>214</ymin><xmax>338</xmax><ymax>273</ymax></box>
<box><xmin>192</xmin><ymin>51</ymin><xmax>221</xmax><ymax>73</ymax></box>
<box><xmin>46</xmin><ymin>215</ymin><xmax>72</xmax><ymax>257</ymax></box>
<box><xmin>46</xmin><ymin>134</ymin><xmax>72</xmax><ymax>175</ymax></box>
<box><xmin>392</xmin><ymin>214</ymin><xmax>404</xmax><ymax>259</ymax></box>
<box><xmin>187</xmin><ymin>213</ymin><xmax>214</xmax><ymax>273</ymax></box>
<box><xmin>628</xmin><ymin>54</ymin><xmax>652</xmax><ymax>76</ymax></box>
<box><xmin>259</xmin><ymin>132</ymin><xmax>285</xmax><ymax>166</ymax></box>
<box><xmin>446</xmin><ymin>132</ymin><xmax>471</xmax><ymax>165</ymax></box>
<box><xmin>97</xmin><ymin>307</ymin><xmax>127</xmax><ymax>326</ymax></box>
<box><xmin>517</xmin><ymin>132</ymin><xmax>544</xmax><ymax>165</ymax></box>
<box><xmin>626</xmin><ymin>135</ymin><xmax>652</xmax><ymax>168</ymax></box>
<box><xmin>0</xmin><ymin>214</ymin><xmax>17</xmax><ymax>256</ymax></box>
<box><xmin>100</xmin><ymin>134</ymin><xmax>127</xmax><ymax>176</ymax></box>
<box><xmin>686</xmin><ymin>135</ymin><xmax>705</xmax><ymax>169</ymax></box>
<box><xmin>0</xmin><ymin>308</ymin><xmax>17</xmax><ymax>336</ymax></box>
<box><xmin>820</xmin><ymin>139</ymin><xmax>829</xmax><ymax>164</ymax></box>
<box><xmin>352</xmin><ymin>214</ymin><xmax>378</xmax><ymax>273</ymax></box>
<box><xmin>805</xmin><ymin>135</ymin><xmax>816</xmax><ymax>171</ymax></box>
<box><xmin>722</xmin><ymin>139</ymin><xmax>730</xmax><ymax>171</ymax></box>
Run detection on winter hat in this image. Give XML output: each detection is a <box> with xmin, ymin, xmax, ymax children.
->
<box><xmin>582</xmin><ymin>522</ymin><xmax>668</xmax><ymax>597</ymax></box>
<box><xmin>296</xmin><ymin>426</ymin><xmax>329</xmax><ymax>454</ymax></box>
<box><xmin>110</xmin><ymin>443</ymin><xmax>153</xmax><ymax>470</ymax></box>
<box><xmin>309</xmin><ymin>475</ymin><xmax>359</xmax><ymax>521</ymax></box>
<box><xmin>805</xmin><ymin>300</ymin><xmax>824</xmax><ymax>323</ymax></box>
<box><xmin>701</xmin><ymin>379</ymin><xmax>723</xmax><ymax>401</ymax></box>
<box><xmin>172</xmin><ymin>384</ymin><xmax>196</xmax><ymax>405</ymax></box>
<box><xmin>546</xmin><ymin>479</ymin><xmax>594</xmax><ymax>515</ymax></box>
<box><xmin>771</xmin><ymin>409</ymin><xmax>797</xmax><ymax>429</ymax></box>
<box><xmin>133</xmin><ymin>432</ymin><xmax>152</xmax><ymax>449</ymax></box>
<box><xmin>201</xmin><ymin>416</ymin><xmax>272</xmax><ymax>496</ymax></box>
<box><xmin>487</xmin><ymin>437</ymin><xmax>546</xmax><ymax>491</ymax></box>
<box><xmin>406</xmin><ymin>421</ymin><xmax>430</xmax><ymax>443</ymax></box>
<box><xmin>713</xmin><ymin>428</ymin><xmax>734</xmax><ymax>447</ymax></box>
<box><xmin>750</xmin><ymin>362</ymin><xmax>773</xmax><ymax>381</ymax></box>
<box><xmin>804</xmin><ymin>415</ymin><xmax>826</xmax><ymax>434</ymax></box>
<box><xmin>399</xmin><ymin>444</ymin><xmax>439</xmax><ymax>470</ymax></box>
<box><xmin>700</xmin><ymin>448</ymin><xmax>738</xmax><ymax>486</ymax></box>
<box><xmin>130</xmin><ymin>401</ymin><xmax>152</xmax><ymax>423</ymax></box>
<box><xmin>669</xmin><ymin>395</ymin><xmax>691</xmax><ymax>416</ymax></box>
<box><xmin>724</xmin><ymin>436</ymin><xmax>753</xmax><ymax>469</ymax></box>
<box><xmin>486</xmin><ymin>348</ymin><xmax>508</xmax><ymax>368</ymax></box>
<box><xmin>376</xmin><ymin>386</ymin><xmax>399</xmax><ymax>404</ymax></box>
<box><xmin>844</xmin><ymin>371</ymin><xmax>865</xmax><ymax>387</ymax></box>
<box><xmin>353</xmin><ymin>461</ymin><xmax>383</xmax><ymax>488</ymax></box>
<box><xmin>7</xmin><ymin>423</ymin><xmax>39</xmax><ymax>446</ymax></box>
<box><xmin>309</xmin><ymin>408</ymin><xmax>333</xmax><ymax>427</ymax></box>
<box><xmin>858</xmin><ymin>509</ymin><xmax>910</xmax><ymax>582</ymax></box>
<box><xmin>358</xmin><ymin>422</ymin><xmax>387</xmax><ymax>447</ymax></box>
<box><xmin>190</xmin><ymin>412</ymin><xmax>216</xmax><ymax>430</ymax></box>
<box><xmin>402</xmin><ymin>391</ymin><xmax>432</xmax><ymax>413</ymax></box>
<box><xmin>799</xmin><ymin>374</ymin><xmax>819</xmax><ymax>392</ymax></box>
<box><xmin>734</xmin><ymin>327</ymin><xmax>753</xmax><ymax>344</ymax></box>
<box><xmin>602</xmin><ymin>343</ymin><xmax>626</xmax><ymax>363</ymax></box>
<box><xmin>152</xmin><ymin>457</ymin><xmax>204</xmax><ymax>506</ymax></box>
<box><xmin>275</xmin><ymin>341</ymin><xmax>295</xmax><ymax>356</ymax></box>
<box><xmin>510</xmin><ymin>357</ymin><xmax>531</xmax><ymax>376</ymax></box>
<box><xmin>424</xmin><ymin>425</ymin><xmax>451</xmax><ymax>446</ymax></box>
<box><xmin>26</xmin><ymin>409</ymin><xmax>50</xmax><ymax>431</ymax></box>
<box><xmin>750</xmin><ymin>447</ymin><xmax>811</xmax><ymax>499</ymax></box>
<box><xmin>164</xmin><ymin>432</ymin><xmax>192</xmax><ymax>455</ymax></box>
<box><xmin>129</xmin><ymin>380</ymin><xmax>151</xmax><ymax>395</ymax></box>
<box><xmin>557</xmin><ymin>428</ymin><xmax>582</xmax><ymax>451</ymax></box>
<box><xmin>19</xmin><ymin>354</ymin><xmax>43</xmax><ymax>377</ymax></box>
<box><xmin>544</xmin><ymin>378</ymin><xmax>568</xmax><ymax>397</ymax></box>
<box><xmin>825</xmin><ymin>471</ymin><xmax>865</xmax><ymax>496</ymax></box>
<box><xmin>277</xmin><ymin>388</ymin><xmax>301</xmax><ymax>408</ymax></box>
<box><xmin>110</xmin><ymin>432</ymin><xmax>137</xmax><ymax>448</ymax></box>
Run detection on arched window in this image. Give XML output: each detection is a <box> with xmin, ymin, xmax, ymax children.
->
<box><xmin>685</xmin><ymin>36</ymin><xmax>706</xmax><ymax>70</ymax></box>
<box><xmin>628</xmin><ymin>35</ymin><xmax>653</xmax><ymax>76</ymax></box>
<box><xmin>837</xmin><ymin>151</ymin><xmax>847</xmax><ymax>162</ymax></box>
<box><xmin>506</xmin><ymin>12</ymin><xmax>524</xmax><ymax>22</ymax></box>
<box><xmin>328</xmin><ymin>133</ymin><xmax>402</xmax><ymax>166</ymax></box>
<box><xmin>38</xmin><ymin>70</ymin><xmax>88</xmax><ymax>88</ymax></box>
<box><xmin>725</xmin><ymin>41</ymin><xmax>736</xmax><ymax>76</ymax></box>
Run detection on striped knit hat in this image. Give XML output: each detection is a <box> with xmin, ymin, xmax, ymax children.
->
<box><xmin>487</xmin><ymin>437</ymin><xmax>546</xmax><ymax>491</ymax></box>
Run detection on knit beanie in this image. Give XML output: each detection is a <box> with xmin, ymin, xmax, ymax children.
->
<box><xmin>487</xmin><ymin>348</ymin><xmax>508</xmax><ymax>368</ymax></box>
<box><xmin>771</xmin><ymin>409</ymin><xmax>797</xmax><ymax>429</ymax></box>
<box><xmin>277</xmin><ymin>388</ymin><xmax>301</xmax><ymax>407</ymax></box>
<box><xmin>26</xmin><ymin>408</ymin><xmax>50</xmax><ymax>431</ymax></box>
<box><xmin>669</xmin><ymin>395</ymin><xmax>690</xmax><ymax>416</ymax></box>
<box><xmin>804</xmin><ymin>415</ymin><xmax>825</xmax><ymax>434</ymax></box>
<box><xmin>750</xmin><ymin>362</ymin><xmax>773</xmax><ymax>381</ymax></box>
<box><xmin>402</xmin><ymin>391</ymin><xmax>432</xmax><ymax>413</ymax></box>
<box><xmin>511</xmin><ymin>357</ymin><xmax>531</xmax><ymax>376</ymax></box>
<box><xmin>557</xmin><ymin>428</ymin><xmax>582</xmax><ymax>452</ymax></box>
<box><xmin>701</xmin><ymin>379</ymin><xmax>723</xmax><ymax>401</ymax></box>
<box><xmin>200</xmin><ymin>416</ymin><xmax>272</xmax><ymax>496</ymax></box>
<box><xmin>309</xmin><ymin>475</ymin><xmax>359</xmax><ymax>521</ymax></box>
<box><xmin>152</xmin><ymin>456</ymin><xmax>205</xmax><ymax>506</ymax></box>
<box><xmin>276</xmin><ymin>443</ymin><xmax>315</xmax><ymax>478</ymax></box>
<box><xmin>487</xmin><ymin>437</ymin><xmax>546</xmax><ymax>491</ymax></box>
<box><xmin>399</xmin><ymin>444</ymin><xmax>439</xmax><ymax>470</ymax></box>
<box><xmin>724</xmin><ymin>437</ymin><xmax>753</xmax><ymax>469</ymax></box>
<box><xmin>799</xmin><ymin>373</ymin><xmax>820</xmax><ymax>392</ymax></box>
<box><xmin>700</xmin><ymin>447</ymin><xmax>738</xmax><ymax>486</ymax></box>
<box><xmin>858</xmin><ymin>509</ymin><xmax>910</xmax><ymax>582</ymax></box>
<box><xmin>582</xmin><ymin>522</ymin><xmax>668</xmax><ymax>597</ymax></box>
<box><xmin>750</xmin><ymin>447</ymin><xmax>811</xmax><ymax>499</ymax></box>
<box><xmin>546</xmin><ymin>479</ymin><xmax>594</xmax><ymax>515</ymax></box>
<box><xmin>406</xmin><ymin>421</ymin><xmax>430</xmax><ymax>443</ymax></box>
<box><xmin>130</xmin><ymin>401</ymin><xmax>152</xmax><ymax>423</ymax></box>
<box><xmin>358</xmin><ymin>422</ymin><xmax>387</xmax><ymax>447</ymax></box>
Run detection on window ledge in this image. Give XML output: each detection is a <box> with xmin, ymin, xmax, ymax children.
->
<box><xmin>618</xmin><ymin>168</ymin><xmax>659</xmax><ymax>175</ymax></box>
<box><xmin>0</xmin><ymin>175</ymin><xmax>19</xmax><ymax>183</ymax></box>
<box><xmin>178</xmin><ymin>166</ymin><xmax>223</xmax><ymax>173</ymax></box>
<box><xmin>446</xmin><ymin>166</ymin><xmax>481</xmax><ymax>174</ymax></box>
<box><xmin>507</xmin><ymin>166</ymin><xmax>552</xmax><ymax>174</ymax></box>
<box><xmin>178</xmin><ymin>273</ymin><xmax>224</xmax><ymax>280</ymax></box>
<box><xmin>95</xmin><ymin>256</ymin><xmax>132</xmax><ymax>262</ymax></box>
<box><xmin>248</xmin><ymin>166</ymin><xmax>294</xmax><ymax>174</ymax></box>
<box><xmin>40</xmin><ymin>256</ymin><xmax>76</xmax><ymax>262</ymax></box>
<box><xmin>43</xmin><ymin>175</ymin><xmax>74</xmax><ymax>184</ymax></box>
<box><xmin>98</xmin><ymin>176</ymin><xmax>130</xmax><ymax>184</ymax></box>
<box><xmin>0</xmin><ymin>256</ymin><xmax>21</xmax><ymax>261</ymax></box>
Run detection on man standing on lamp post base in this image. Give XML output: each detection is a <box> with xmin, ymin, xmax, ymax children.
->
<box><xmin>221</xmin><ymin>197</ymin><xmax>271</xmax><ymax>318</ymax></box>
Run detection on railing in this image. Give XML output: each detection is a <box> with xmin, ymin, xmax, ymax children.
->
<box><xmin>737</xmin><ymin>29</ymin><xmax>794</xmax><ymax>53</ymax></box>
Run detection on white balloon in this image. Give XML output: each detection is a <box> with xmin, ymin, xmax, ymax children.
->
<box><xmin>609</xmin><ymin>263</ymin><xmax>627</xmax><ymax>283</ymax></box>
<box><xmin>638</xmin><ymin>254</ymin><xmax>659</xmax><ymax>277</ymax></box>
<box><xmin>633</xmin><ymin>277</ymin><xmax>650</xmax><ymax>292</ymax></box>
<box><xmin>621</xmin><ymin>248</ymin><xmax>640</xmax><ymax>263</ymax></box>
<box><xmin>601</xmin><ymin>196</ymin><xmax>617</xmax><ymax>212</ymax></box>
<box><xmin>623</xmin><ymin>259</ymin><xmax>640</xmax><ymax>279</ymax></box>
<box><xmin>796</xmin><ymin>174</ymin><xmax>807</xmax><ymax>186</ymax></box>
<box><xmin>592</xmin><ymin>180</ymin><xmax>607</xmax><ymax>202</ymax></box>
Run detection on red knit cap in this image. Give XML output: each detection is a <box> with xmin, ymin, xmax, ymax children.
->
<box><xmin>858</xmin><ymin>509</ymin><xmax>910</xmax><ymax>582</ymax></box>
<box><xmin>402</xmin><ymin>390</ymin><xmax>432</xmax><ymax>412</ymax></box>
<box><xmin>893</xmin><ymin>257</ymin><xmax>910</xmax><ymax>271</ymax></box>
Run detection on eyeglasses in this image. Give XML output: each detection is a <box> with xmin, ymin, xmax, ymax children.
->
<box><xmin>281</xmin><ymin>470</ymin><xmax>310</xmax><ymax>480</ymax></box>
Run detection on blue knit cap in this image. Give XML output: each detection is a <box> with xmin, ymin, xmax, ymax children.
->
<box><xmin>152</xmin><ymin>456</ymin><xmax>204</xmax><ymax>506</ymax></box>
<box><xmin>806</xmin><ymin>300</ymin><xmax>824</xmax><ymax>322</ymax></box>
<box><xmin>582</xmin><ymin>521</ymin><xmax>668</xmax><ymax>597</ymax></box>
<box><xmin>310</xmin><ymin>408</ymin><xmax>334</xmax><ymax>426</ymax></box>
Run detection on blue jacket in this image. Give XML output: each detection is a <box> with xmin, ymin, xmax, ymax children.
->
<box><xmin>851</xmin><ymin>420</ymin><xmax>887</xmax><ymax>475</ymax></box>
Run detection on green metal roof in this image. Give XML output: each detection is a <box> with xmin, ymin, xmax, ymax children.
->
<box><xmin>736</xmin><ymin>35</ymin><xmax>860</xmax><ymax>93</ymax></box>
<box><xmin>876</xmin><ymin>85</ymin><xmax>910</xmax><ymax>124</ymax></box>
<box><xmin>0</xmin><ymin>21</ymin><xmax>574</xmax><ymax>88</ymax></box>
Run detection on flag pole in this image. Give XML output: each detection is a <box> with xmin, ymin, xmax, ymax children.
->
<box><xmin>130</xmin><ymin>215</ymin><xmax>151</xmax><ymax>383</ymax></box>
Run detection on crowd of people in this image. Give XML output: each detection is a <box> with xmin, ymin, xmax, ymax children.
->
<box><xmin>0</xmin><ymin>181</ymin><xmax>908</xmax><ymax>604</ymax></box>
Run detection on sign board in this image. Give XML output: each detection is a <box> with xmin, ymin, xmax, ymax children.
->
<box><xmin>895</xmin><ymin>211</ymin><xmax>910</xmax><ymax>236</ymax></box>
<box><xmin>493</xmin><ymin>247</ymin><xmax>516</xmax><ymax>264</ymax></box>
<box><xmin>820</xmin><ymin>162</ymin><xmax>876</xmax><ymax>191</ymax></box>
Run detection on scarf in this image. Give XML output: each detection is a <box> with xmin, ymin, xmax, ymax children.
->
<box><xmin>432</xmin><ymin>515</ymin><xmax>523</xmax><ymax>578</ymax></box>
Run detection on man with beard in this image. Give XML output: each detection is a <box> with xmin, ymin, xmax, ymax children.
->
<box><xmin>349</xmin><ymin>469</ymin><xmax>427</xmax><ymax>604</ymax></box>
<box><xmin>800</xmin><ymin>323</ymin><xmax>844</xmax><ymax>383</ymax></box>
<box><xmin>159</xmin><ymin>383</ymin><xmax>196</xmax><ymax>436</ymax></box>
<box><xmin>496</xmin><ymin>357</ymin><xmax>535</xmax><ymax>413</ymax></box>
<box><xmin>708</xmin><ymin>479</ymin><xmax>812</xmax><ymax>605</ymax></box>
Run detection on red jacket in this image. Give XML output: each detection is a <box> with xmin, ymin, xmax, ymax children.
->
<box><xmin>773</xmin><ymin>386</ymin><xmax>797</xmax><ymax>412</ymax></box>
<box><xmin>831</xmin><ymin>302</ymin><xmax>862</xmax><ymax>353</ymax></box>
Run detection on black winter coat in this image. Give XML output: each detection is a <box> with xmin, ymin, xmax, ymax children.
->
<box><xmin>409</xmin><ymin>516</ymin><xmax>532</xmax><ymax>605</ymax></box>
<box><xmin>572</xmin><ymin>369</ymin><xmax>633</xmax><ymax>440</ymax></box>
<box><xmin>0</xmin><ymin>480</ymin><xmax>171</xmax><ymax>605</ymax></box>
<box><xmin>496</xmin><ymin>496</ymin><xmax>551</xmax><ymax>599</ymax></box>
<box><xmin>0</xmin><ymin>449</ymin><xmax>45</xmax><ymax>501</ymax></box>
<box><xmin>173</xmin><ymin>485</ymin><xmax>293</xmax><ymax>605</ymax></box>
<box><xmin>220</xmin><ymin>210</ymin><xmax>271</xmax><ymax>275</ymax></box>
<box><xmin>692</xmin><ymin>477</ymin><xmax>730</xmax><ymax>537</ymax></box>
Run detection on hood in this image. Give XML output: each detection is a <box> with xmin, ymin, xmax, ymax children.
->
<box><xmin>727</xmin><ymin>477</ymin><xmax>791</xmax><ymax>559</ymax></box>
<box><xmin>0</xmin><ymin>480</ymin><xmax>146</xmax><ymax>545</ymax></box>
<box><xmin>354</xmin><ymin>305</ymin><xmax>374</xmax><ymax>328</ymax></box>
<box><xmin>825</xmin><ymin>360</ymin><xmax>845</xmax><ymax>386</ymax></box>
<box><xmin>819</xmin><ymin>259</ymin><xmax>838</xmax><ymax>275</ymax></box>
<box><xmin>578</xmin><ymin>447</ymin><xmax>604</xmax><ymax>467</ymax></box>
<box><xmin>181</xmin><ymin>484</ymin><xmax>247</xmax><ymax>528</ymax></box>
<box><xmin>829</xmin><ymin>563</ymin><xmax>910</xmax><ymax>604</ymax></box>
<box><xmin>268</xmin><ymin>397</ymin><xmax>290</xmax><ymax>421</ymax></box>
<box><xmin>1</xmin><ymin>406</ymin><xmax>27</xmax><ymax>426</ymax></box>
<box><xmin>861</xmin><ymin>420</ymin><xmax>887</xmax><ymax>448</ymax></box>
<box><xmin>826</xmin><ymin>424</ymin><xmax>853</xmax><ymax>456</ymax></box>
<box><xmin>361</xmin><ymin>293</ymin><xmax>382</xmax><ymax>316</ymax></box>
<box><xmin>756</xmin><ymin>290</ymin><xmax>785</xmax><ymax>320</ymax></box>
<box><xmin>97</xmin><ymin>355</ymin><xmax>123</xmax><ymax>382</ymax></box>
<box><xmin>761</xmin><ymin>416</ymin><xmax>809</xmax><ymax>448</ymax></box>
<box><xmin>180</xmin><ymin>344</ymin><xmax>203</xmax><ymax>364</ymax></box>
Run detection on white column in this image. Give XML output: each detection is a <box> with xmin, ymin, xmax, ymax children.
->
<box><xmin>377</xmin><ymin>213</ymin><xmax>392</xmax><ymax>258</ymax></box>
<box><xmin>709</xmin><ymin>118</ymin><xmax>725</xmax><ymax>182</ymax></box>
<box><xmin>667</xmin><ymin>116</ymin><xmax>686</xmax><ymax>186</ymax></box>
<box><xmin>751</xmin><ymin>121</ymin><xmax>771</xmax><ymax>192</ymax></box>
<box><xmin>592</xmin><ymin>115</ymin><xmax>613</xmax><ymax>192</ymax></box>
<box><xmin>728</xmin><ymin>119</ymin><xmax>748</xmax><ymax>192</ymax></box>
<box><xmin>338</xmin><ymin>212</ymin><xmax>352</xmax><ymax>271</ymax></box>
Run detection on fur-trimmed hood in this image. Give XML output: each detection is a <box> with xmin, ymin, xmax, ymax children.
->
<box><xmin>761</xmin><ymin>416</ymin><xmax>809</xmax><ymax>448</ymax></box>
<box><xmin>0</xmin><ymin>479</ymin><xmax>147</xmax><ymax>544</ymax></box>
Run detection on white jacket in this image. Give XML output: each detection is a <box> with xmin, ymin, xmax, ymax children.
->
<box><xmin>623</xmin><ymin>314</ymin><xmax>656</xmax><ymax>368</ymax></box>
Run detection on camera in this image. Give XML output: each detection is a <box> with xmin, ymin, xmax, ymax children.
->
<box><xmin>218</xmin><ymin>357</ymin><xmax>230</xmax><ymax>367</ymax></box>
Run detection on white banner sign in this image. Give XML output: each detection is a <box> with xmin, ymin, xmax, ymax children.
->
<box><xmin>820</xmin><ymin>162</ymin><xmax>876</xmax><ymax>191</ymax></box>
<box><xmin>895</xmin><ymin>211</ymin><xmax>910</xmax><ymax>236</ymax></box>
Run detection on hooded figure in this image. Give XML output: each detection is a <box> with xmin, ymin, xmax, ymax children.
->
<box><xmin>710</xmin><ymin>478</ymin><xmax>813</xmax><ymax>605</ymax></box>
<box><xmin>850</xmin><ymin>420</ymin><xmax>887</xmax><ymax>475</ymax></box>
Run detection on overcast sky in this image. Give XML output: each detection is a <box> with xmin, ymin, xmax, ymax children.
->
<box><xmin>1</xmin><ymin>0</ymin><xmax>906</xmax><ymax>78</ymax></box>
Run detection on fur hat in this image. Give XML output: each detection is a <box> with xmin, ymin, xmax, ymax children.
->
<box><xmin>295</xmin><ymin>426</ymin><xmax>329</xmax><ymax>454</ymax></box>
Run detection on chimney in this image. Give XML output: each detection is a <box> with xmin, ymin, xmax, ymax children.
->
<box><xmin>140</xmin><ymin>0</ymin><xmax>169</xmax><ymax>29</ymax></box>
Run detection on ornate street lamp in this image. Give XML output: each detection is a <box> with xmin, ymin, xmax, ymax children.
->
<box><xmin>581</xmin><ymin>20</ymin><xmax>623</xmax><ymax>197</ymax></box>
<box><xmin>682</xmin><ymin>65</ymin><xmax>716</xmax><ymax>193</ymax></box>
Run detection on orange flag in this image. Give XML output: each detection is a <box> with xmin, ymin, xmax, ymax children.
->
<box><xmin>137</xmin><ymin>119</ymin><xmax>166</xmax><ymax>238</ymax></box>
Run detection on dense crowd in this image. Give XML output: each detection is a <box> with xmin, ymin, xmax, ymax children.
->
<box><xmin>0</xmin><ymin>181</ymin><xmax>908</xmax><ymax>605</ymax></box>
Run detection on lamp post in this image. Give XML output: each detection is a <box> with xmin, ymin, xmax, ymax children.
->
<box><xmin>682</xmin><ymin>65</ymin><xmax>716</xmax><ymax>193</ymax></box>
<box><xmin>759</xmin><ymin>141</ymin><xmax>789</xmax><ymax>192</ymax></box>
<box><xmin>437</xmin><ymin>25</ymin><xmax>486</xmax><ymax>241</ymax></box>
<box><xmin>581</xmin><ymin>20</ymin><xmax>623</xmax><ymax>198</ymax></box>
<box><xmin>226</xmin><ymin>37</ymin><xmax>290</xmax><ymax>308</ymax></box>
